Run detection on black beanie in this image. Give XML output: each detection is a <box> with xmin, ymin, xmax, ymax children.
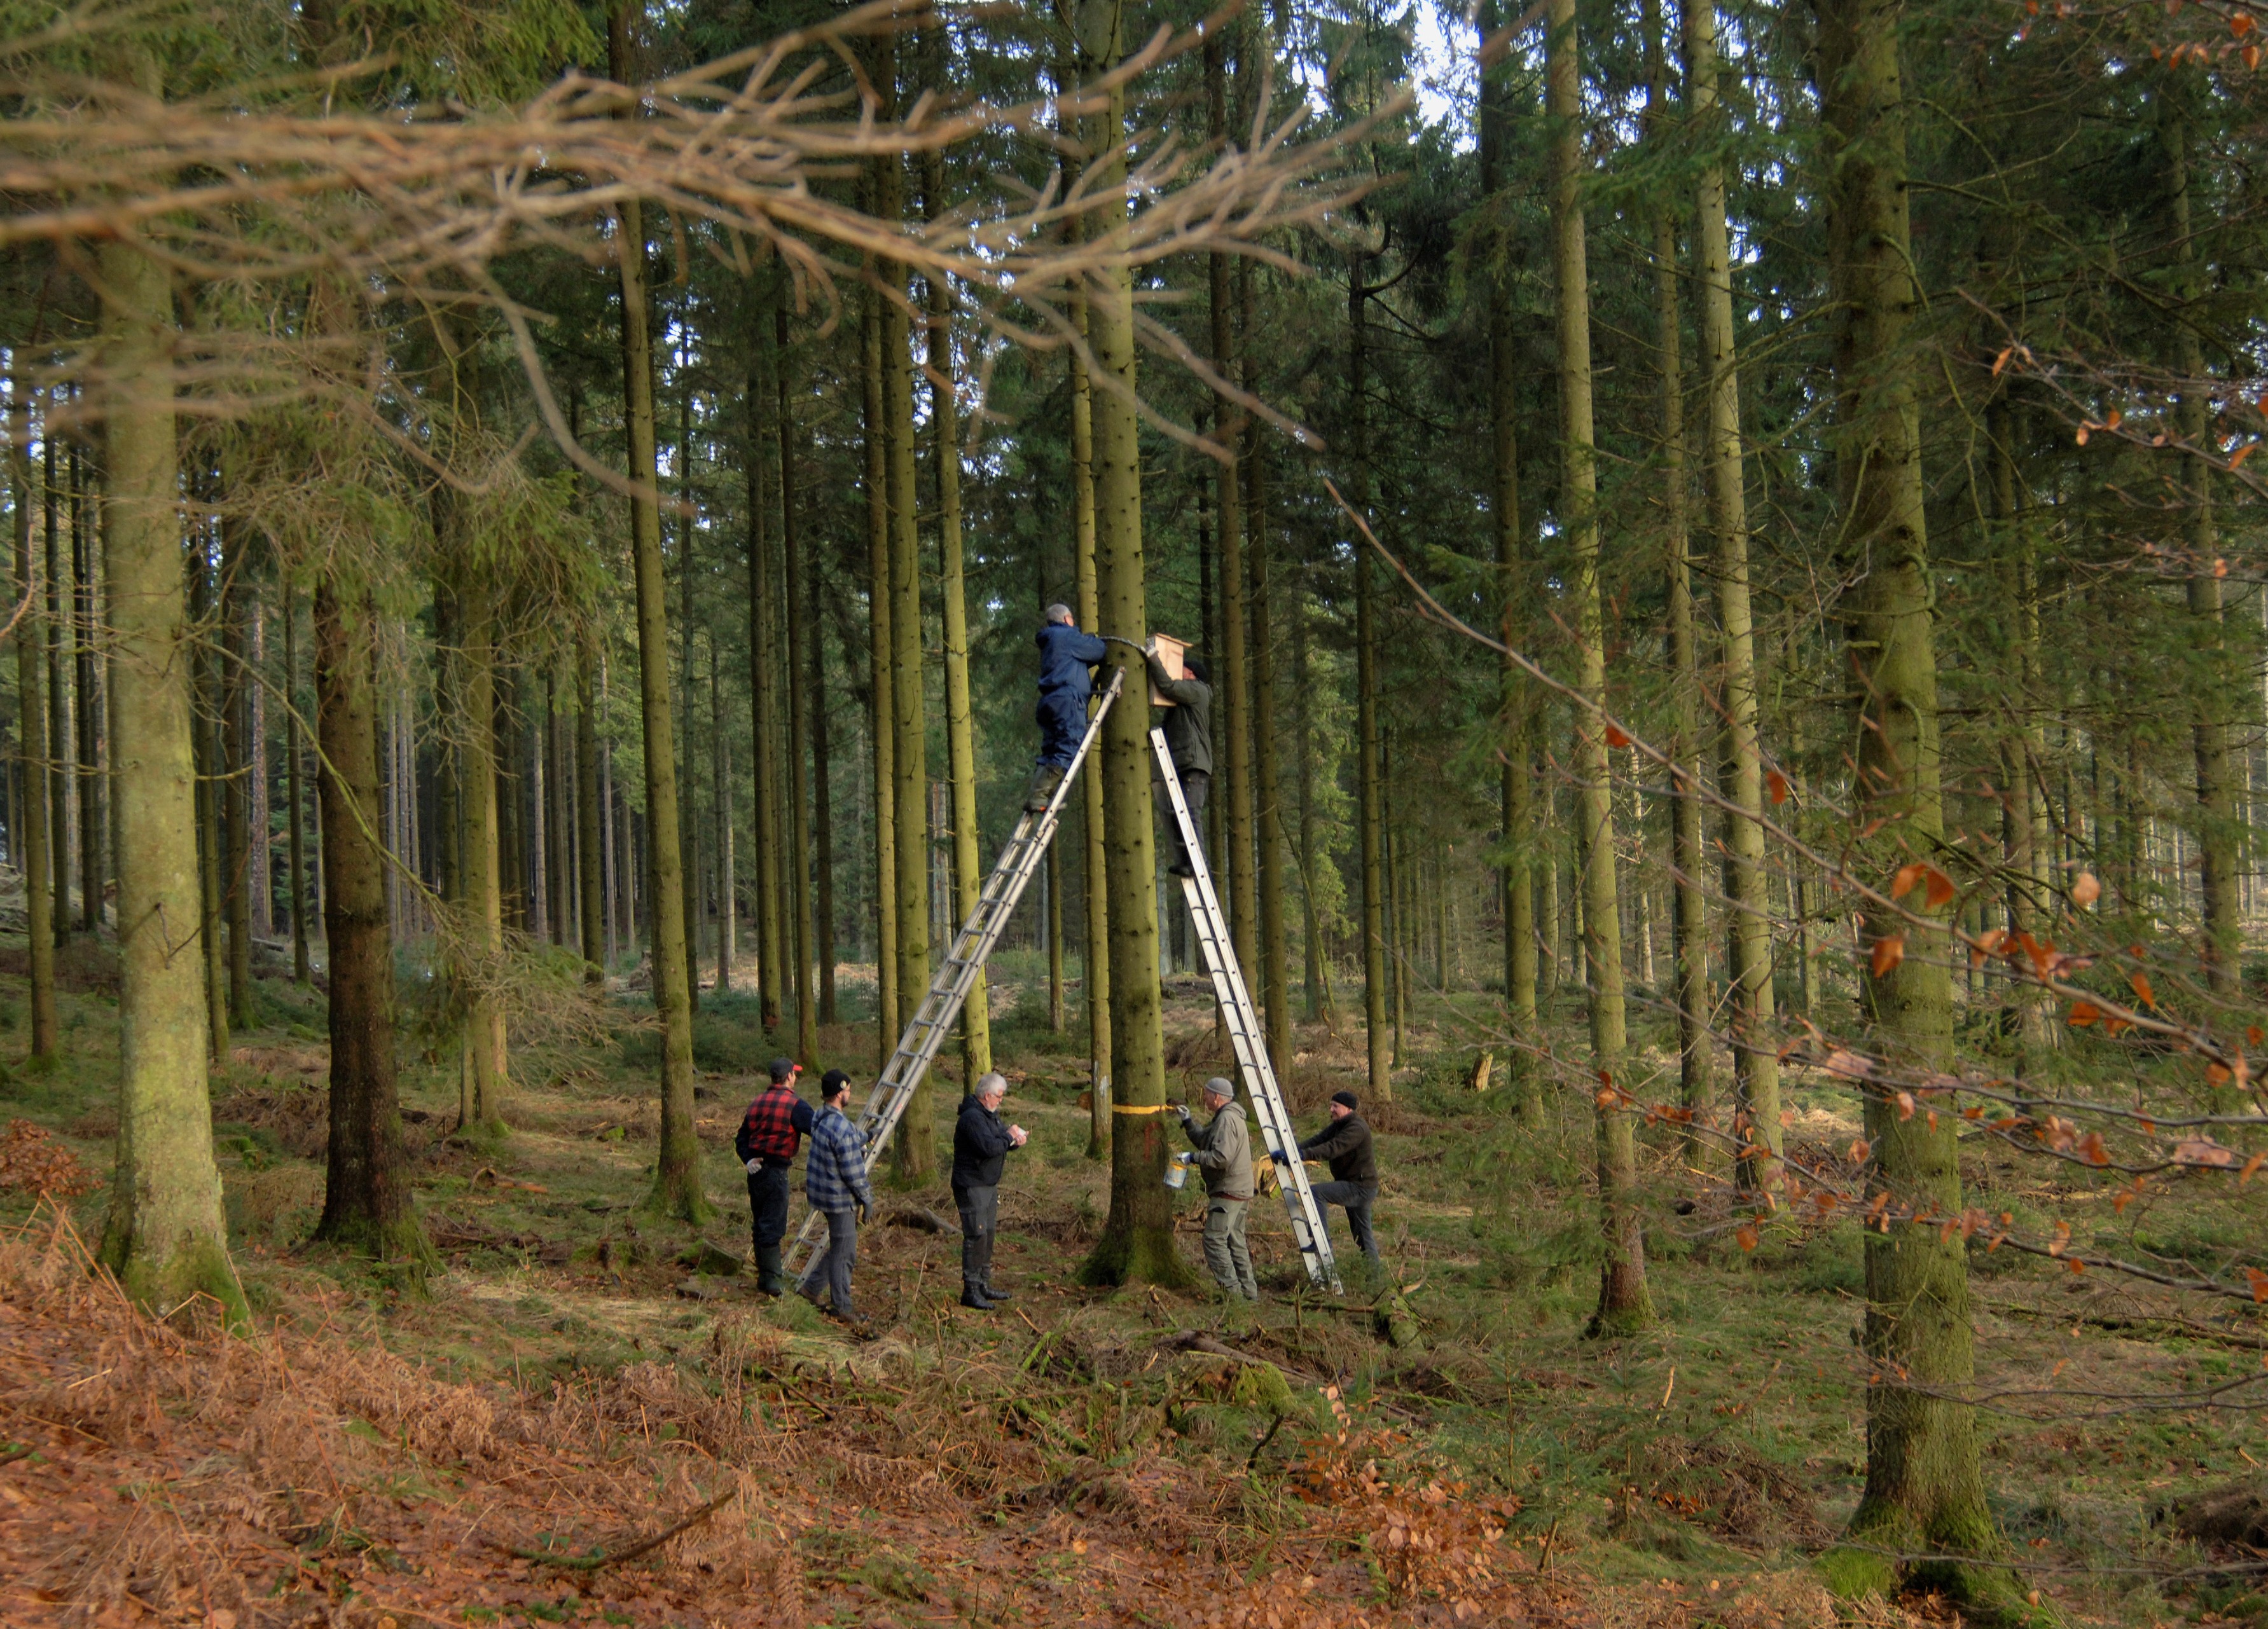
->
<box><xmin>1331</xmin><ymin>1090</ymin><xmax>1359</xmax><ymax>1110</ymax></box>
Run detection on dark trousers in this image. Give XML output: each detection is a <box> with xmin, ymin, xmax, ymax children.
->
<box><xmin>1310</xmin><ymin>1179</ymin><xmax>1381</xmax><ymax>1263</ymax></box>
<box><xmin>796</xmin><ymin>1207</ymin><xmax>857</xmax><ymax>1313</ymax></box>
<box><xmin>1154</xmin><ymin>769</ymin><xmax>1210</xmax><ymax>872</ymax></box>
<box><xmin>1035</xmin><ymin>692</ymin><xmax>1087</xmax><ymax>769</ymax></box>
<box><xmin>747</xmin><ymin>1163</ymin><xmax>792</xmax><ymax>1291</ymax></box>
<box><xmin>954</xmin><ymin>1181</ymin><xmax>999</xmax><ymax>1288</ymax></box>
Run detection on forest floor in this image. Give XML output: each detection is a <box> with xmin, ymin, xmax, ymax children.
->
<box><xmin>0</xmin><ymin>932</ymin><xmax>2263</xmax><ymax>1628</ymax></box>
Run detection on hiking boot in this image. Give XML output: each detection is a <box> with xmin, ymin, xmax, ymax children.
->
<box><xmin>960</xmin><ymin>1282</ymin><xmax>997</xmax><ymax>1311</ymax></box>
<box><xmin>980</xmin><ymin>1282</ymin><xmax>1013</xmax><ymax>1305</ymax></box>
<box><xmin>1024</xmin><ymin>764</ymin><xmax>1066</xmax><ymax>814</ymax></box>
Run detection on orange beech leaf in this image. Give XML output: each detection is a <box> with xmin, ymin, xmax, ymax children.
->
<box><xmin>2175</xmin><ymin>1138</ymin><xmax>2236</xmax><ymax>1167</ymax></box>
<box><xmin>1923</xmin><ymin>867</ymin><xmax>1956</xmax><ymax>909</ymax></box>
<box><xmin>2047</xmin><ymin>1220</ymin><xmax>2071</xmax><ymax>1257</ymax></box>
<box><xmin>1871</xmin><ymin>935</ymin><xmax>1905</xmax><ymax>978</ymax></box>
<box><xmin>2071</xmin><ymin>871</ymin><xmax>2101</xmax><ymax>907</ymax></box>
<box><xmin>1895</xmin><ymin>1090</ymin><xmax>1916</xmax><ymax>1121</ymax></box>
<box><xmin>1735</xmin><ymin>1224</ymin><xmax>1759</xmax><ymax>1253</ymax></box>
<box><xmin>2078</xmin><ymin>1132</ymin><xmax>2110</xmax><ymax>1166</ymax></box>
<box><xmin>1604</xmin><ymin>722</ymin><xmax>1632</xmax><ymax>749</ymax></box>
<box><xmin>1963</xmin><ymin>1105</ymin><xmax>1984</xmax><ymax>1120</ymax></box>
<box><xmin>2246</xmin><ymin>1268</ymin><xmax>2268</xmax><ymax>1303</ymax></box>
<box><xmin>2113</xmin><ymin>1189</ymin><xmax>2136</xmax><ymax>1215</ymax></box>
<box><xmin>2130</xmin><ymin>970</ymin><xmax>2157</xmax><ymax>1008</ymax></box>
<box><xmin>1767</xmin><ymin>769</ymin><xmax>1790</xmax><ymax>805</ymax></box>
<box><xmin>1848</xmin><ymin>1139</ymin><xmax>1871</xmax><ymax>1164</ymax></box>
<box><xmin>2241</xmin><ymin>1151</ymin><xmax>2267</xmax><ymax>1186</ymax></box>
<box><xmin>2207</xmin><ymin>1062</ymin><xmax>2233</xmax><ymax>1088</ymax></box>
<box><xmin>2067</xmin><ymin>1002</ymin><xmax>2101</xmax><ymax>1028</ymax></box>
<box><xmin>2238</xmin><ymin>11</ymin><xmax>2258</xmax><ymax>35</ymax></box>
<box><xmin>2105</xmin><ymin>1015</ymin><xmax>2133</xmax><ymax>1037</ymax></box>
<box><xmin>1891</xmin><ymin>862</ymin><xmax>1927</xmax><ymax>899</ymax></box>
<box><xmin>2076</xmin><ymin>423</ymin><xmax>2092</xmax><ymax>444</ymax></box>
<box><xmin>2068</xmin><ymin>1258</ymin><xmax>2086</xmax><ymax>1276</ymax></box>
<box><xmin>2234</xmin><ymin>444</ymin><xmax>2258</xmax><ymax>469</ymax></box>
<box><xmin>2249</xmin><ymin>1026</ymin><xmax>2264</xmax><ymax>1048</ymax></box>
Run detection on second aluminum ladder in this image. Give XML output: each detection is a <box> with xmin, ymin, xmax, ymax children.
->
<box><xmin>1152</xmin><ymin>727</ymin><xmax>1343</xmax><ymax>1293</ymax></box>
<box><xmin>785</xmin><ymin>668</ymin><xmax>1125</xmax><ymax>1275</ymax></box>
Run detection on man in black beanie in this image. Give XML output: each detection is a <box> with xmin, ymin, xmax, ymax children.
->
<box><xmin>1282</xmin><ymin>1089</ymin><xmax>1381</xmax><ymax>1266</ymax></box>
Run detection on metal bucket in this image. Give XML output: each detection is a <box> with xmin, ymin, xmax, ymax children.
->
<box><xmin>1163</xmin><ymin>1158</ymin><xmax>1188</xmax><ymax>1191</ymax></box>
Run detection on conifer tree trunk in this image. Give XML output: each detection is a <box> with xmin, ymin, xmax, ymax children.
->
<box><xmin>711</xmin><ymin>651</ymin><xmax>734</xmax><ymax>993</ymax></box>
<box><xmin>223</xmin><ymin>525</ymin><xmax>255</xmax><ymax>1028</ymax></box>
<box><xmin>1549</xmin><ymin>0</ymin><xmax>1647</xmax><ymax>1331</ymax></box>
<box><xmin>8</xmin><ymin>393</ymin><xmax>57</xmax><ymax>1058</ymax></box>
<box><xmin>1990</xmin><ymin>394</ymin><xmax>2051</xmax><ymax>1057</ymax></box>
<box><xmin>674</xmin><ymin>397</ymin><xmax>702</xmax><ymax>1010</ymax></box>
<box><xmin>1686</xmin><ymin>0</ymin><xmax>1777</xmax><ymax>1188</ymax></box>
<box><xmin>1070</xmin><ymin>216</ymin><xmax>1112</xmax><ymax>1158</ymax></box>
<box><xmin>861</xmin><ymin>261</ymin><xmax>899</xmax><ymax>1062</ymax></box>
<box><xmin>453</xmin><ymin>574</ymin><xmax>507</xmax><ymax>1130</ymax></box>
<box><xmin>612</xmin><ymin>0</ymin><xmax>704</xmax><ymax>1223</ymax></box>
<box><xmin>192</xmin><ymin>537</ymin><xmax>228</xmax><ymax>1061</ymax></box>
<box><xmin>1078</xmin><ymin>11</ymin><xmax>1185</xmax><ymax>1285</ymax></box>
<box><xmin>1480</xmin><ymin>1</ymin><xmax>1538</xmax><ymax>1125</ymax></box>
<box><xmin>577</xmin><ymin>655</ymin><xmax>604</xmax><ymax>982</ymax></box>
<box><xmin>91</xmin><ymin>71</ymin><xmax>246</xmax><ymax>1316</ymax></box>
<box><xmin>49</xmin><ymin>443</ymin><xmax>69</xmax><ymax>950</ymax></box>
<box><xmin>2166</xmin><ymin>106</ymin><xmax>2239</xmax><ymax>1001</ymax></box>
<box><xmin>1205</xmin><ymin>32</ymin><xmax>1257</xmax><ymax>1008</ymax></box>
<box><xmin>807</xmin><ymin>512</ymin><xmax>838</xmax><ymax>1026</ymax></box>
<box><xmin>76</xmin><ymin>483</ymin><xmax>102</xmax><ymax>935</ymax></box>
<box><xmin>1350</xmin><ymin>266</ymin><xmax>1392</xmax><ymax>1103</ymax></box>
<box><xmin>312</xmin><ymin>582</ymin><xmax>426</xmax><ymax>1261</ymax></box>
<box><xmin>925</xmin><ymin>135</ymin><xmax>990</xmax><ymax>1085</ymax></box>
<box><xmin>1294</xmin><ymin>591</ymin><xmax>1329</xmax><ymax>1026</ymax></box>
<box><xmin>286</xmin><ymin>588</ymin><xmax>312</xmax><ymax>984</ymax></box>
<box><xmin>1815</xmin><ymin>0</ymin><xmax>1999</xmax><ymax>1597</ymax></box>
<box><xmin>778</xmin><ymin>299</ymin><xmax>819</xmax><ymax>1062</ymax></box>
<box><xmin>881</xmin><ymin>126</ymin><xmax>934</xmax><ymax>1181</ymax></box>
<box><xmin>746</xmin><ymin>331</ymin><xmax>780</xmax><ymax>1019</ymax></box>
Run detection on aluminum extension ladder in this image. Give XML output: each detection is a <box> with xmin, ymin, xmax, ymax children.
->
<box><xmin>785</xmin><ymin>668</ymin><xmax>1125</xmax><ymax>1275</ymax></box>
<box><xmin>1151</xmin><ymin>727</ymin><xmax>1343</xmax><ymax>1294</ymax></box>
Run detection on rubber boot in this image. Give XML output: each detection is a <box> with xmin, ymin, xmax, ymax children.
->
<box><xmin>960</xmin><ymin>1280</ymin><xmax>997</xmax><ymax>1311</ymax></box>
<box><xmin>981</xmin><ymin>1279</ymin><xmax>1013</xmax><ymax>1304</ymax></box>
<box><xmin>755</xmin><ymin>1244</ymin><xmax>784</xmax><ymax>1296</ymax></box>
<box><xmin>1024</xmin><ymin>764</ymin><xmax>1065</xmax><ymax>814</ymax></box>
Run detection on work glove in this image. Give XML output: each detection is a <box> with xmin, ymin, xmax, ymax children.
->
<box><xmin>744</xmin><ymin>1158</ymin><xmax>762</xmax><ymax>1175</ymax></box>
<box><xmin>1176</xmin><ymin>1151</ymin><xmax>1195</xmax><ymax>1165</ymax></box>
<box><xmin>1269</xmin><ymin>1149</ymin><xmax>1291</xmax><ymax>1167</ymax></box>
<box><xmin>855</xmin><ymin>1201</ymin><xmax>869</xmax><ymax>1225</ymax></box>
<box><xmin>1173</xmin><ymin>1104</ymin><xmax>1193</xmax><ymax>1124</ymax></box>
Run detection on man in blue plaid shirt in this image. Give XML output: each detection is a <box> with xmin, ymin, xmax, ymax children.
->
<box><xmin>798</xmin><ymin>1069</ymin><xmax>872</xmax><ymax>1323</ymax></box>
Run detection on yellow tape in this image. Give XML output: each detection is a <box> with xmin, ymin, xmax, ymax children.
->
<box><xmin>1110</xmin><ymin>1103</ymin><xmax>1173</xmax><ymax>1115</ymax></box>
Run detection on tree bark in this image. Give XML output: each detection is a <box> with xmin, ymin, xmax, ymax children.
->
<box><xmin>7</xmin><ymin>390</ymin><xmax>57</xmax><ymax>1059</ymax></box>
<box><xmin>1350</xmin><ymin>265</ymin><xmax>1392</xmax><ymax>1104</ymax></box>
<box><xmin>1549</xmin><ymin>0</ymin><xmax>1648</xmax><ymax>1332</ymax></box>
<box><xmin>861</xmin><ymin>230</ymin><xmax>900</xmax><ymax>1066</ymax></box>
<box><xmin>925</xmin><ymin>133</ymin><xmax>990</xmax><ymax>1087</ymax></box>
<box><xmin>778</xmin><ymin>297</ymin><xmax>819</xmax><ymax>1062</ymax></box>
<box><xmin>1814</xmin><ymin>0</ymin><xmax>2001</xmax><ymax>1599</ymax></box>
<box><xmin>1685</xmin><ymin>0</ymin><xmax>1776</xmax><ymax>1190</ymax></box>
<box><xmin>612</xmin><ymin>0</ymin><xmax>704</xmax><ymax>1224</ymax></box>
<box><xmin>1077</xmin><ymin>13</ymin><xmax>1186</xmax><ymax>1286</ymax></box>
<box><xmin>711</xmin><ymin>647</ymin><xmax>735</xmax><ymax>993</ymax></box>
<box><xmin>192</xmin><ymin>532</ymin><xmax>228</xmax><ymax>1061</ymax></box>
<box><xmin>286</xmin><ymin>588</ymin><xmax>312</xmax><ymax>984</ymax></box>
<box><xmin>1480</xmin><ymin>0</ymin><xmax>1538</xmax><ymax>1125</ymax></box>
<box><xmin>312</xmin><ymin>582</ymin><xmax>427</xmax><ymax>1261</ymax></box>
<box><xmin>50</xmin><ymin>439</ymin><xmax>69</xmax><ymax>950</ymax></box>
<box><xmin>577</xmin><ymin>654</ymin><xmax>604</xmax><ymax>981</ymax></box>
<box><xmin>75</xmin><ymin>469</ymin><xmax>102</xmax><ymax>935</ymax></box>
<box><xmin>452</xmin><ymin>573</ymin><xmax>508</xmax><ymax>1131</ymax></box>
<box><xmin>745</xmin><ymin>325</ymin><xmax>780</xmax><ymax>1019</ymax></box>
<box><xmin>223</xmin><ymin>522</ymin><xmax>255</xmax><ymax>1028</ymax></box>
<box><xmin>806</xmin><ymin>490</ymin><xmax>838</xmax><ymax>1026</ymax></box>
<box><xmin>1069</xmin><ymin>204</ymin><xmax>1112</xmax><ymax>1159</ymax></box>
<box><xmin>91</xmin><ymin>76</ymin><xmax>247</xmax><ymax>1317</ymax></box>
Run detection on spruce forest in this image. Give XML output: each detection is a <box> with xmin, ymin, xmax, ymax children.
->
<box><xmin>2</xmin><ymin>0</ymin><xmax>2266</xmax><ymax>1623</ymax></box>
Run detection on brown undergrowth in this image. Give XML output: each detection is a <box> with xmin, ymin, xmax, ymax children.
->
<box><xmin>0</xmin><ymin>1199</ymin><xmax>1822</xmax><ymax>1629</ymax></box>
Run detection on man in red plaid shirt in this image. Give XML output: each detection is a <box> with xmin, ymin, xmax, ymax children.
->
<box><xmin>735</xmin><ymin>1057</ymin><xmax>813</xmax><ymax>1293</ymax></box>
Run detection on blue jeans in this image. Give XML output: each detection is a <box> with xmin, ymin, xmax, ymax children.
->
<box><xmin>1310</xmin><ymin>1180</ymin><xmax>1380</xmax><ymax>1263</ymax></box>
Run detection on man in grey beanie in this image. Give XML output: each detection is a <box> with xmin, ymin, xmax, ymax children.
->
<box><xmin>1175</xmin><ymin>1076</ymin><xmax>1259</xmax><ymax>1301</ymax></box>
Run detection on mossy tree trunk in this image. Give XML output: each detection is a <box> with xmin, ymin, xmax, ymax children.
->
<box><xmin>7</xmin><ymin>392</ymin><xmax>57</xmax><ymax>1060</ymax></box>
<box><xmin>92</xmin><ymin>63</ymin><xmax>247</xmax><ymax>1318</ymax></box>
<box><xmin>1479</xmin><ymin>0</ymin><xmax>1538</xmax><ymax>1126</ymax></box>
<box><xmin>577</xmin><ymin>654</ymin><xmax>604</xmax><ymax>981</ymax></box>
<box><xmin>1686</xmin><ymin>0</ymin><xmax>1776</xmax><ymax>1190</ymax></box>
<box><xmin>925</xmin><ymin>128</ymin><xmax>990</xmax><ymax>1087</ymax></box>
<box><xmin>778</xmin><ymin>296</ymin><xmax>820</xmax><ymax>1063</ymax></box>
<box><xmin>286</xmin><ymin>588</ymin><xmax>312</xmax><ymax>984</ymax></box>
<box><xmin>1815</xmin><ymin>0</ymin><xmax>2005</xmax><ymax>1604</ymax></box>
<box><xmin>1349</xmin><ymin>265</ymin><xmax>1391</xmax><ymax>1104</ymax></box>
<box><xmin>1070</xmin><ymin>205</ymin><xmax>1112</xmax><ymax>1160</ymax></box>
<box><xmin>745</xmin><ymin>316</ymin><xmax>781</xmax><ymax>1017</ymax></box>
<box><xmin>861</xmin><ymin>256</ymin><xmax>899</xmax><ymax>1064</ymax></box>
<box><xmin>312</xmin><ymin>582</ymin><xmax>428</xmax><ymax>1263</ymax></box>
<box><xmin>613</xmin><ymin>0</ymin><xmax>704</xmax><ymax>1225</ymax></box>
<box><xmin>806</xmin><ymin>488</ymin><xmax>838</xmax><ymax>1026</ymax></box>
<box><xmin>222</xmin><ymin>523</ymin><xmax>255</xmax><ymax>1029</ymax></box>
<box><xmin>1077</xmin><ymin>10</ymin><xmax>1186</xmax><ymax>1286</ymax></box>
<box><xmin>1549</xmin><ymin>0</ymin><xmax>1648</xmax><ymax>1334</ymax></box>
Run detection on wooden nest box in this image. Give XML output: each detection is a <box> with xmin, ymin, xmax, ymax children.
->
<box><xmin>1147</xmin><ymin>631</ymin><xmax>1189</xmax><ymax>707</ymax></box>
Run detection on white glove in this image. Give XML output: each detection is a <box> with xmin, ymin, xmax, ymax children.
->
<box><xmin>1177</xmin><ymin>1151</ymin><xmax>1196</xmax><ymax>1165</ymax></box>
<box><xmin>745</xmin><ymin>1158</ymin><xmax>762</xmax><ymax>1174</ymax></box>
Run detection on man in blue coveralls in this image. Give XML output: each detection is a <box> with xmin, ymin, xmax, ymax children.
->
<box><xmin>1025</xmin><ymin>603</ymin><xmax>1109</xmax><ymax>813</ymax></box>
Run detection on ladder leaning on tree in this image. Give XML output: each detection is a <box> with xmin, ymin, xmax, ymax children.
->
<box><xmin>785</xmin><ymin>667</ymin><xmax>1126</xmax><ymax>1277</ymax></box>
<box><xmin>1152</xmin><ymin>725</ymin><xmax>1343</xmax><ymax>1295</ymax></box>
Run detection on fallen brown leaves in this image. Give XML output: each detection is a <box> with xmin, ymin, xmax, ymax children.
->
<box><xmin>0</xmin><ymin>1122</ymin><xmax>95</xmax><ymax>1199</ymax></box>
<box><xmin>0</xmin><ymin>1200</ymin><xmax>1806</xmax><ymax>1628</ymax></box>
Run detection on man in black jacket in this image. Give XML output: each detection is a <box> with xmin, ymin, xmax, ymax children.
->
<box><xmin>951</xmin><ymin>1072</ymin><xmax>1028</xmax><ymax>1310</ymax></box>
<box><xmin>1287</xmin><ymin>1089</ymin><xmax>1381</xmax><ymax>1266</ymax></box>
<box><xmin>1147</xmin><ymin>649</ymin><xmax>1212</xmax><ymax>877</ymax></box>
